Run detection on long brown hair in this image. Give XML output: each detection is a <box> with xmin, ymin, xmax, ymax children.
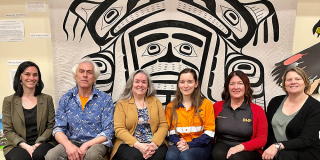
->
<box><xmin>221</xmin><ymin>70</ymin><xmax>253</xmax><ymax>103</ymax></box>
<box><xmin>168</xmin><ymin>68</ymin><xmax>204</xmax><ymax>133</ymax></box>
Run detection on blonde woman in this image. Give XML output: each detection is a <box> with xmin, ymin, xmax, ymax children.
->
<box><xmin>263</xmin><ymin>67</ymin><xmax>320</xmax><ymax>160</ymax></box>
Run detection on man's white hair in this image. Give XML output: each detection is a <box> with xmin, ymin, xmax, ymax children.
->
<box><xmin>71</xmin><ymin>57</ymin><xmax>101</xmax><ymax>80</ymax></box>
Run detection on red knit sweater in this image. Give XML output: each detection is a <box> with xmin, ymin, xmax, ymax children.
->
<box><xmin>213</xmin><ymin>101</ymin><xmax>268</xmax><ymax>154</ymax></box>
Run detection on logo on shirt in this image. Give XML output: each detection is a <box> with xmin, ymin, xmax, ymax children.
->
<box><xmin>217</xmin><ymin>116</ymin><xmax>227</xmax><ymax>118</ymax></box>
<box><xmin>243</xmin><ymin>118</ymin><xmax>252</xmax><ymax>122</ymax></box>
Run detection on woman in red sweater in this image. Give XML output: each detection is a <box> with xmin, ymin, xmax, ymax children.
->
<box><xmin>211</xmin><ymin>70</ymin><xmax>268</xmax><ymax>160</ymax></box>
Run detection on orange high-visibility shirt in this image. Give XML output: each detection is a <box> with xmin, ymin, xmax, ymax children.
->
<box><xmin>165</xmin><ymin>98</ymin><xmax>215</xmax><ymax>142</ymax></box>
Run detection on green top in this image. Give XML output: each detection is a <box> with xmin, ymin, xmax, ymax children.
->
<box><xmin>271</xmin><ymin>96</ymin><xmax>299</xmax><ymax>141</ymax></box>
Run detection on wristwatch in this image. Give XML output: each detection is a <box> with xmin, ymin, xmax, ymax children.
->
<box><xmin>274</xmin><ymin>143</ymin><xmax>281</xmax><ymax>151</ymax></box>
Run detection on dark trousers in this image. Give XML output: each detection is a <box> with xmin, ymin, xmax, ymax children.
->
<box><xmin>116</xmin><ymin>143</ymin><xmax>168</xmax><ymax>160</ymax></box>
<box><xmin>274</xmin><ymin>150</ymin><xmax>299</xmax><ymax>160</ymax></box>
<box><xmin>5</xmin><ymin>142</ymin><xmax>54</xmax><ymax>160</ymax></box>
<box><xmin>166</xmin><ymin>143</ymin><xmax>212</xmax><ymax>160</ymax></box>
<box><xmin>211</xmin><ymin>142</ymin><xmax>261</xmax><ymax>160</ymax></box>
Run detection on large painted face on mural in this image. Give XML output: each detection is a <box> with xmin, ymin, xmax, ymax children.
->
<box><xmin>60</xmin><ymin>0</ymin><xmax>280</xmax><ymax>107</ymax></box>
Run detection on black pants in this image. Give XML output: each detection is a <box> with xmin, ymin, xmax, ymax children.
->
<box><xmin>5</xmin><ymin>142</ymin><xmax>54</xmax><ymax>160</ymax></box>
<box><xmin>212</xmin><ymin>142</ymin><xmax>261</xmax><ymax>160</ymax></box>
<box><xmin>274</xmin><ymin>150</ymin><xmax>299</xmax><ymax>160</ymax></box>
<box><xmin>116</xmin><ymin>143</ymin><xmax>168</xmax><ymax>160</ymax></box>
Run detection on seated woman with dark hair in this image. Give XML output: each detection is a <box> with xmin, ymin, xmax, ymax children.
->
<box><xmin>2</xmin><ymin>61</ymin><xmax>56</xmax><ymax>160</ymax></box>
<box><xmin>262</xmin><ymin>67</ymin><xmax>320</xmax><ymax>160</ymax></box>
<box><xmin>212</xmin><ymin>70</ymin><xmax>267</xmax><ymax>160</ymax></box>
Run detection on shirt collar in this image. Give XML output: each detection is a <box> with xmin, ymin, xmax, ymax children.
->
<box><xmin>238</xmin><ymin>102</ymin><xmax>250</xmax><ymax>110</ymax></box>
<box><xmin>178</xmin><ymin>103</ymin><xmax>184</xmax><ymax>108</ymax></box>
<box><xmin>70</xmin><ymin>85</ymin><xmax>99</xmax><ymax>98</ymax></box>
<box><xmin>177</xmin><ymin>102</ymin><xmax>194</xmax><ymax>108</ymax></box>
<box><xmin>224</xmin><ymin>99</ymin><xmax>250</xmax><ymax>111</ymax></box>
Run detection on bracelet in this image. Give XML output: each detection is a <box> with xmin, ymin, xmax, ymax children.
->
<box><xmin>278</xmin><ymin>142</ymin><xmax>282</xmax><ymax>150</ymax></box>
<box><xmin>274</xmin><ymin>142</ymin><xmax>281</xmax><ymax>151</ymax></box>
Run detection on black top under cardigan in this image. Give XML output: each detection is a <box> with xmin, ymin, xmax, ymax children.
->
<box><xmin>265</xmin><ymin>95</ymin><xmax>320</xmax><ymax>158</ymax></box>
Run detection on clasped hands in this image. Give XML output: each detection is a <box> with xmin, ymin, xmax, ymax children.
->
<box><xmin>20</xmin><ymin>142</ymin><xmax>41</xmax><ymax>157</ymax></box>
<box><xmin>134</xmin><ymin>141</ymin><xmax>158</xmax><ymax>159</ymax></box>
<box><xmin>177</xmin><ymin>138</ymin><xmax>189</xmax><ymax>152</ymax></box>
<box><xmin>65</xmin><ymin>142</ymin><xmax>90</xmax><ymax>160</ymax></box>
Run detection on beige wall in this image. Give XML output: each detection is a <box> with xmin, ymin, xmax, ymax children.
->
<box><xmin>292</xmin><ymin>0</ymin><xmax>320</xmax><ymax>54</ymax></box>
<box><xmin>292</xmin><ymin>0</ymin><xmax>320</xmax><ymax>99</ymax></box>
<box><xmin>0</xmin><ymin>0</ymin><xmax>320</xmax><ymax>113</ymax></box>
<box><xmin>0</xmin><ymin>0</ymin><xmax>54</xmax><ymax>113</ymax></box>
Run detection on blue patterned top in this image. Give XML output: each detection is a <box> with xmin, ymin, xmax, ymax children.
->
<box><xmin>53</xmin><ymin>86</ymin><xmax>115</xmax><ymax>147</ymax></box>
<box><xmin>133</xmin><ymin>107</ymin><xmax>153</xmax><ymax>143</ymax></box>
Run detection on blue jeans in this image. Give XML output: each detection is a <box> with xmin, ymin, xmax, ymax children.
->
<box><xmin>166</xmin><ymin>144</ymin><xmax>211</xmax><ymax>160</ymax></box>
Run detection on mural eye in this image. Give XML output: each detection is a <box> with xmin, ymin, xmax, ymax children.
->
<box><xmin>180</xmin><ymin>44</ymin><xmax>192</xmax><ymax>55</ymax></box>
<box><xmin>224</xmin><ymin>10</ymin><xmax>239</xmax><ymax>25</ymax></box>
<box><xmin>142</xmin><ymin>43</ymin><xmax>166</xmax><ymax>57</ymax></box>
<box><xmin>104</xmin><ymin>9</ymin><xmax>120</xmax><ymax>24</ymax></box>
<box><xmin>148</xmin><ymin>44</ymin><xmax>160</xmax><ymax>55</ymax></box>
<box><xmin>174</xmin><ymin>43</ymin><xmax>197</xmax><ymax>57</ymax></box>
<box><xmin>220</xmin><ymin>6</ymin><xmax>242</xmax><ymax>32</ymax></box>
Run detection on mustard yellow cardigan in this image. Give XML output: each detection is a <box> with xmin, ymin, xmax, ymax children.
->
<box><xmin>111</xmin><ymin>96</ymin><xmax>168</xmax><ymax>159</ymax></box>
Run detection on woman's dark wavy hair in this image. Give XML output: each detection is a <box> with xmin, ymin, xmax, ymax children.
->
<box><xmin>13</xmin><ymin>61</ymin><xmax>44</xmax><ymax>97</ymax></box>
<box><xmin>168</xmin><ymin>68</ymin><xmax>204</xmax><ymax>133</ymax></box>
<box><xmin>221</xmin><ymin>70</ymin><xmax>253</xmax><ymax>103</ymax></box>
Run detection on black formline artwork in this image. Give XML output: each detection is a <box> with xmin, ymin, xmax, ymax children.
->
<box><xmin>62</xmin><ymin>0</ymin><xmax>280</xmax><ymax>109</ymax></box>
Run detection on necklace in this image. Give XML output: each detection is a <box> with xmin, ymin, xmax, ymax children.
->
<box><xmin>22</xmin><ymin>102</ymin><xmax>27</xmax><ymax>107</ymax></box>
<box><xmin>135</xmin><ymin>98</ymin><xmax>146</xmax><ymax>125</ymax></box>
<box><xmin>22</xmin><ymin>97</ymin><xmax>31</xmax><ymax>107</ymax></box>
<box><xmin>22</xmin><ymin>98</ymin><xmax>29</xmax><ymax>107</ymax></box>
<box><xmin>134</xmin><ymin>98</ymin><xmax>146</xmax><ymax>109</ymax></box>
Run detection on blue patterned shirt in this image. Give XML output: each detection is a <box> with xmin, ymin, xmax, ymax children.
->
<box><xmin>53</xmin><ymin>86</ymin><xmax>115</xmax><ymax>147</ymax></box>
<box><xmin>133</xmin><ymin>107</ymin><xmax>153</xmax><ymax>143</ymax></box>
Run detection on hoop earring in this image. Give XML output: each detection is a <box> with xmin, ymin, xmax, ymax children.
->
<box><xmin>37</xmin><ymin>83</ymin><xmax>39</xmax><ymax>86</ymax></box>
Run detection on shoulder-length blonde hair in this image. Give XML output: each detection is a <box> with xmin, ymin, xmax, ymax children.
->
<box><xmin>281</xmin><ymin>67</ymin><xmax>310</xmax><ymax>94</ymax></box>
